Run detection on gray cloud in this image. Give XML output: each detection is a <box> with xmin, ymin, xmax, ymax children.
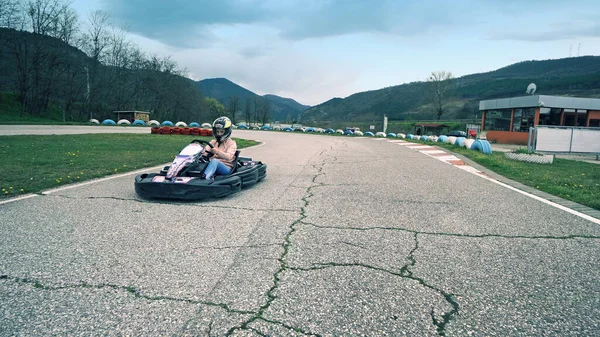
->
<box><xmin>488</xmin><ymin>23</ymin><xmax>600</xmax><ymax>42</ymax></box>
<box><xmin>103</xmin><ymin>0</ymin><xmax>474</xmax><ymax>46</ymax></box>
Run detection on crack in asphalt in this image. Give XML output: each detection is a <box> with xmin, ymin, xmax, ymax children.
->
<box><xmin>223</xmin><ymin>159</ymin><xmax>327</xmax><ymax>337</ymax></box>
<box><xmin>194</xmin><ymin>243</ymin><xmax>282</xmax><ymax>251</ymax></box>
<box><xmin>301</xmin><ymin>222</ymin><xmax>600</xmax><ymax>240</ymax></box>
<box><xmin>287</xmin><ymin>234</ymin><xmax>460</xmax><ymax>336</ymax></box>
<box><xmin>0</xmin><ymin>275</ymin><xmax>253</xmax><ymax>315</ymax></box>
<box><xmin>43</xmin><ymin>194</ymin><xmax>296</xmax><ymax>212</ymax></box>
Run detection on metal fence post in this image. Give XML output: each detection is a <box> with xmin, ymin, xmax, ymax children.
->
<box><xmin>569</xmin><ymin>127</ymin><xmax>574</xmax><ymax>153</ymax></box>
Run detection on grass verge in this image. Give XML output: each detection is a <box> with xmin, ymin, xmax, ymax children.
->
<box><xmin>0</xmin><ymin>134</ymin><xmax>258</xmax><ymax>198</ymax></box>
<box><xmin>414</xmin><ymin>140</ymin><xmax>600</xmax><ymax>211</ymax></box>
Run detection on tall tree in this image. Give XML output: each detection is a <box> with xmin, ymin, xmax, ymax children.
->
<box><xmin>426</xmin><ymin>70</ymin><xmax>453</xmax><ymax>120</ymax></box>
<box><xmin>226</xmin><ymin>95</ymin><xmax>240</xmax><ymax>124</ymax></box>
<box><xmin>0</xmin><ymin>0</ymin><xmax>23</xmax><ymax>28</ymax></box>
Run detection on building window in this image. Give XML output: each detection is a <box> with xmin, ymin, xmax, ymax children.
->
<box><xmin>484</xmin><ymin>109</ymin><xmax>511</xmax><ymax>131</ymax></box>
<box><xmin>512</xmin><ymin>108</ymin><xmax>535</xmax><ymax>132</ymax></box>
<box><xmin>538</xmin><ymin>108</ymin><xmax>561</xmax><ymax>126</ymax></box>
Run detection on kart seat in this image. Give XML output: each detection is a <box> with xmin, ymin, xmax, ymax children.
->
<box><xmin>231</xmin><ymin>150</ymin><xmax>241</xmax><ymax>174</ymax></box>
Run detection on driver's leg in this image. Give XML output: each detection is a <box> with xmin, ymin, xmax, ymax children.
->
<box><xmin>214</xmin><ymin>161</ymin><xmax>232</xmax><ymax>176</ymax></box>
<box><xmin>203</xmin><ymin>159</ymin><xmax>218</xmax><ymax>180</ymax></box>
<box><xmin>203</xmin><ymin>159</ymin><xmax>232</xmax><ymax>180</ymax></box>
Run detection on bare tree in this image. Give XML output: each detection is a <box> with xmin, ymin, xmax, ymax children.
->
<box><xmin>244</xmin><ymin>96</ymin><xmax>252</xmax><ymax>124</ymax></box>
<box><xmin>259</xmin><ymin>97</ymin><xmax>271</xmax><ymax>125</ymax></box>
<box><xmin>53</xmin><ymin>6</ymin><xmax>79</xmax><ymax>45</ymax></box>
<box><xmin>0</xmin><ymin>0</ymin><xmax>23</xmax><ymax>28</ymax></box>
<box><xmin>226</xmin><ymin>95</ymin><xmax>240</xmax><ymax>124</ymax></box>
<box><xmin>25</xmin><ymin>0</ymin><xmax>69</xmax><ymax>36</ymax></box>
<box><xmin>426</xmin><ymin>70</ymin><xmax>453</xmax><ymax>120</ymax></box>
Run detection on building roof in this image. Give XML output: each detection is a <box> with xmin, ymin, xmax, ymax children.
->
<box><xmin>414</xmin><ymin>123</ymin><xmax>449</xmax><ymax>127</ymax></box>
<box><xmin>479</xmin><ymin>95</ymin><xmax>600</xmax><ymax>111</ymax></box>
<box><xmin>113</xmin><ymin>111</ymin><xmax>151</xmax><ymax>114</ymax></box>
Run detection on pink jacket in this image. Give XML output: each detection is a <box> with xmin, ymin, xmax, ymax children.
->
<box><xmin>206</xmin><ymin>138</ymin><xmax>237</xmax><ymax>168</ymax></box>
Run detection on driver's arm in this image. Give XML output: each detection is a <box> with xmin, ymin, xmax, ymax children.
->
<box><xmin>213</xmin><ymin>142</ymin><xmax>237</xmax><ymax>161</ymax></box>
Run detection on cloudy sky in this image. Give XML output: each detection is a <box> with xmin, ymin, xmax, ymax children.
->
<box><xmin>71</xmin><ymin>0</ymin><xmax>600</xmax><ymax>106</ymax></box>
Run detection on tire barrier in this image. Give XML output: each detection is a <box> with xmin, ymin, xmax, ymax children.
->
<box><xmin>151</xmin><ymin>127</ymin><xmax>160</xmax><ymax>134</ymax></box>
<box><xmin>148</xmin><ymin>120</ymin><xmax>160</xmax><ymax>126</ymax></box>
<box><xmin>324</xmin><ymin>128</ymin><xmax>335</xmax><ymax>134</ymax></box>
<box><xmin>172</xmin><ymin>127</ymin><xmax>181</xmax><ymax>134</ymax></box>
<box><xmin>336</xmin><ymin>129</ymin><xmax>344</xmax><ymax>134</ymax></box>
<box><xmin>132</xmin><ymin>119</ymin><xmax>146</xmax><ymax>126</ymax></box>
<box><xmin>398</xmin><ymin>133</ymin><xmax>406</xmax><ymax>138</ymax></box>
<box><xmin>161</xmin><ymin>121</ymin><xmax>174</xmax><ymax>126</ymax></box>
<box><xmin>89</xmin><ymin>119</ymin><xmax>99</xmax><ymax>124</ymax></box>
<box><xmin>463</xmin><ymin>139</ymin><xmax>475</xmax><ymax>149</ymax></box>
<box><xmin>470</xmin><ymin>140</ymin><xmax>493</xmax><ymax>154</ymax></box>
<box><xmin>283</xmin><ymin>127</ymin><xmax>293</xmax><ymax>132</ymax></box>
<box><xmin>102</xmin><ymin>119</ymin><xmax>116</xmax><ymax>125</ymax></box>
<box><xmin>447</xmin><ymin>136</ymin><xmax>457</xmax><ymax>144</ymax></box>
<box><xmin>420</xmin><ymin>135</ymin><xmax>429</xmax><ymax>141</ymax></box>
<box><xmin>201</xmin><ymin>123</ymin><xmax>212</xmax><ymax>128</ymax></box>
<box><xmin>375</xmin><ymin>132</ymin><xmax>387</xmax><ymax>137</ymax></box>
<box><xmin>364</xmin><ymin>131</ymin><xmax>374</xmax><ymax>136</ymax></box>
<box><xmin>180</xmin><ymin>127</ymin><xmax>191</xmax><ymax>135</ymax></box>
<box><xmin>117</xmin><ymin>119</ymin><xmax>131</xmax><ymax>125</ymax></box>
<box><xmin>175</xmin><ymin>121</ymin><xmax>188</xmax><ymax>127</ymax></box>
<box><xmin>191</xmin><ymin>127</ymin><xmax>201</xmax><ymax>136</ymax></box>
<box><xmin>387</xmin><ymin>133</ymin><xmax>397</xmax><ymax>138</ymax></box>
<box><xmin>189</xmin><ymin>122</ymin><xmax>200</xmax><ymax>127</ymax></box>
<box><xmin>354</xmin><ymin>131</ymin><xmax>363</xmax><ymax>136</ymax></box>
<box><xmin>437</xmin><ymin>135</ymin><xmax>448</xmax><ymax>143</ymax></box>
<box><xmin>455</xmin><ymin>137</ymin><xmax>466</xmax><ymax>147</ymax></box>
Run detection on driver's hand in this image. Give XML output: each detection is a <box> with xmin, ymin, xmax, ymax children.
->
<box><xmin>208</xmin><ymin>147</ymin><xmax>220</xmax><ymax>156</ymax></box>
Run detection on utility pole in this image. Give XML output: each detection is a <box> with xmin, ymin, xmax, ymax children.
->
<box><xmin>569</xmin><ymin>44</ymin><xmax>572</xmax><ymax>57</ymax></box>
<box><xmin>85</xmin><ymin>65</ymin><xmax>91</xmax><ymax>120</ymax></box>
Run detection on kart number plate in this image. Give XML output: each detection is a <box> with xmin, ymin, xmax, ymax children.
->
<box><xmin>152</xmin><ymin>176</ymin><xmax>166</xmax><ymax>183</ymax></box>
<box><xmin>174</xmin><ymin>177</ymin><xmax>193</xmax><ymax>184</ymax></box>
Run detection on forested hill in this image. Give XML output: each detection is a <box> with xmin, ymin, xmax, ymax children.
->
<box><xmin>197</xmin><ymin>78</ymin><xmax>310</xmax><ymax>122</ymax></box>
<box><xmin>302</xmin><ymin>56</ymin><xmax>600</xmax><ymax>123</ymax></box>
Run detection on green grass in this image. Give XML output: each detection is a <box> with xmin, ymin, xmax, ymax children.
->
<box><xmin>0</xmin><ymin>134</ymin><xmax>258</xmax><ymax>198</ymax></box>
<box><xmin>413</xmin><ymin>140</ymin><xmax>600</xmax><ymax>211</ymax></box>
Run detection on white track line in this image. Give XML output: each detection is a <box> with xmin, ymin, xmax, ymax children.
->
<box><xmin>0</xmin><ymin>194</ymin><xmax>38</xmax><ymax>205</ymax></box>
<box><xmin>42</xmin><ymin>165</ymin><xmax>167</xmax><ymax>195</ymax></box>
<box><xmin>389</xmin><ymin>139</ymin><xmax>600</xmax><ymax>224</ymax></box>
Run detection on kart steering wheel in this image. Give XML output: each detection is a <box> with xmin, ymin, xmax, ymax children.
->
<box><xmin>191</xmin><ymin>139</ymin><xmax>214</xmax><ymax>161</ymax></box>
<box><xmin>191</xmin><ymin>139</ymin><xmax>213</xmax><ymax>148</ymax></box>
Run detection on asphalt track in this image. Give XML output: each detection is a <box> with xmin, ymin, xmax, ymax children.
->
<box><xmin>1</xmin><ymin>126</ymin><xmax>599</xmax><ymax>336</ymax></box>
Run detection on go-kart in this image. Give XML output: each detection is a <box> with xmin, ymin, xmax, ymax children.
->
<box><xmin>134</xmin><ymin>139</ymin><xmax>266</xmax><ymax>200</ymax></box>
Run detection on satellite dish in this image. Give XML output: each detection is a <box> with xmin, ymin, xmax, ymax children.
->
<box><xmin>526</xmin><ymin>83</ymin><xmax>537</xmax><ymax>95</ymax></box>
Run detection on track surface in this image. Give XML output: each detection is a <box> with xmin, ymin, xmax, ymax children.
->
<box><xmin>1</xmin><ymin>127</ymin><xmax>599</xmax><ymax>336</ymax></box>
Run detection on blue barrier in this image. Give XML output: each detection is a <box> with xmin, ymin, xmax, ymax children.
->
<box><xmin>161</xmin><ymin>121</ymin><xmax>174</xmax><ymax>126</ymax></box>
<box><xmin>189</xmin><ymin>122</ymin><xmax>200</xmax><ymax>127</ymax></box>
<box><xmin>437</xmin><ymin>135</ymin><xmax>448</xmax><ymax>143</ymax></box>
<box><xmin>470</xmin><ymin>140</ymin><xmax>493</xmax><ymax>154</ymax></box>
<box><xmin>132</xmin><ymin>119</ymin><xmax>145</xmax><ymax>126</ymax></box>
<box><xmin>102</xmin><ymin>119</ymin><xmax>116</xmax><ymax>125</ymax></box>
<box><xmin>455</xmin><ymin>137</ymin><xmax>466</xmax><ymax>147</ymax></box>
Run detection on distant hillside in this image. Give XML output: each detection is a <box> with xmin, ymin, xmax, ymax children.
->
<box><xmin>303</xmin><ymin>56</ymin><xmax>600</xmax><ymax>123</ymax></box>
<box><xmin>197</xmin><ymin>78</ymin><xmax>310</xmax><ymax>122</ymax></box>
